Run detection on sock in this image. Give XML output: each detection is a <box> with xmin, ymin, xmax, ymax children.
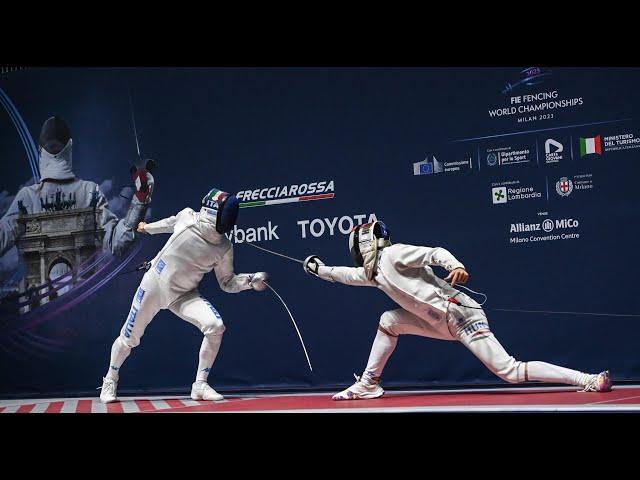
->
<box><xmin>195</xmin><ymin>334</ymin><xmax>223</xmax><ymax>383</ymax></box>
<box><xmin>526</xmin><ymin>361</ymin><xmax>591</xmax><ymax>386</ymax></box>
<box><xmin>361</xmin><ymin>329</ymin><xmax>398</xmax><ymax>385</ymax></box>
<box><xmin>105</xmin><ymin>337</ymin><xmax>132</xmax><ymax>381</ymax></box>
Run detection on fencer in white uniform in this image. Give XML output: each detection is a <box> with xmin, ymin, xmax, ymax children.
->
<box><xmin>303</xmin><ymin>221</ymin><xmax>612</xmax><ymax>400</ymax></box>
<box><xmin>0</xmin><ymin>117</ymin><xmax>154</xmax><ymax>260</ymax></box>
<box><xmin>99</xmin><ymin>188</ymin><xmax>269</xmax><ymax>403</ymax></box>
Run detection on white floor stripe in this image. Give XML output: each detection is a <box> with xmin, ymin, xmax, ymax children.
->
<box><xmin>121</xmin><ymin>401</ymin><xmax>140</xmax><ymax>413</ymax></box>
<box><xmin>2</xmin><ymin>405</ymin><xmax>20</xmax><ymax>413</ymax></box>
<box><xmin>150</xmin><ymin>400</ymin><xmax>170</xmax><ymax>410</ymax></box>
<box><xmin>31</xmin><ymin>403</ymin><xmax>50</xmax><ymax>413</ymax></box>
<box><xmin>180</xmin><ymin>399</ymin><xmax>202</xmax><ymax>407</ymax></box>
<box><xmin>92</xmin><ymin>401</ymin><xmax>108</xmax><ymax>413</ymax></box>
<box><xmin>60</xmin><ymin>400</ymin><xmax>78</xmax><ymax>413</ymax></box>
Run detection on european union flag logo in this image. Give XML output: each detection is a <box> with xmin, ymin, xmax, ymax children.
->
<box><xmin>420</xmin><ymin>163</ymin><xmax>433</xmax><ymax>175</ymax></box>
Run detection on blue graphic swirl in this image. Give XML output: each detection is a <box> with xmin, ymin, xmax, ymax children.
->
<box><xmin>0</xmin><ymin>87</ymin><xmax>40</xmax><ymax>182</ymax></box>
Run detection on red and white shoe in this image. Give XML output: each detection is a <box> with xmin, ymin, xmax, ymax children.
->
<box><xmin>582</xmin><ymin>370</ymin><xmax>612</xmax><ymax>392</ymax></box>
<box><xmin>332</xmin><ymin>374</ymin><xmax>384</xmax><ymax>401</ymax></box>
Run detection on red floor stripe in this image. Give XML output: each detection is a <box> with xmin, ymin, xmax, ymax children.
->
<box><xmin>107</xmin><ymin>402</ymin><xmax>124</xmax><ymax>413</ymax></box>
<box><xmin>76</xmin><ymin>400</ymin><xmax>93</xmax><ymax>413</ymax></box>
<box><xmin>163</xmin><ymin>399</ymin><xmax>186</xmax><ymax>408</ymax></box>
<box><xmin>160</xmin><ymin>388</ymin><xmax>640</xmax><ymax>413</ymax></box>
<box><xmin>45</xmin><ymin>401</ymin><xmax>64</xmax><ymax>413</ymax></box>
<box><xmin>16</xmin><ymin>404</ymin><xmax>35</xmax><ymax>413</ymax></box>
<box><xmin>134</xmin><ymin>399</ymin><xmax>156</xmax><ymax>412</ymax></box>
<box><xmin>593</xmin><ymin>394</ymin><xmax>640</xmax><ymax>405</ymax></box>
<box><xmin>0</xmin><ymin>407</ymin><xmax>4</xmax><ymax>413</ymax></box>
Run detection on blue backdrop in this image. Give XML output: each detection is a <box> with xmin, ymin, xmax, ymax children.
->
<box><xmin>1</xmin><ymin>67</ymin><xmax>638</xmax><ymax>397</ymax></box>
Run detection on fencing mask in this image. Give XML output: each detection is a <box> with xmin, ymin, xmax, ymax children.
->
<box><xmin>39</xmin><ymin>116</ymin><xmax>71</xmax><ymax>155</ymax></box>
<box><xmin>200</xmin><ymin>188</ymin><xmax>240</xmax><ymax>234</ymax></box>
<box><xmin>38</xmin><ymin>116</ymin><xmax>74</xmax><ymax>181</ymax></box>
<box><xmin>348</xmin><ymin>221</ymin><xmax>391</xmax><ymax>280</ymax></box>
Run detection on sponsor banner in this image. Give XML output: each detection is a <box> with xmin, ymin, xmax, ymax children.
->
<box><xmin>491</xmin><ymin>179</ymin><xmax>544</xmax><ymax>205</ymax></box>
<box><xmin>236</xmin><ymin>181</ymin><xmax>335</xmax><ymax>208</ymax></box>
<box><xmin>413</xmin><ymin>155</ymin><xmax>473</xmax><ymax>176</ymax></box>
<box><xmin>484</xmin><ymin>139</ymin><xmax>536</xmax><ymax>168</ymax></box>
<box><xmin>578</xmin><ymin>127</ymin><xmax>640</xmax><ymax>159</ymax></box>
<box><xmin>554</xmin><ymin>173</ymin><xmax>595</xmax><ymax>198</ymax></box>
<box><xmin>297</xmin><ymin>213</ymin><xmax>377</xmax><ymax>239</ymax></box>
<box><xmin>225</xmin><ymin>214</ymin><xmax>379</xmax><ymax>243</ymax></box>
<box><xmin>543</xmin><ymin>135</ymin><xmax>569</xmax><ymax>164</ymax></box>
<box><xmin>226</xmin><ymin>221</ymin><xmax>280</xmax><ymax>243</ymax></box>
<box><xmin>508</xmin><ymin>217</ymin><xmax>581</xmax><ymax>245</ymax></box>
<box><xmin>602</xmin><ymin>133</ymin><xmax>640</xmax><ymax>152</ymax></box>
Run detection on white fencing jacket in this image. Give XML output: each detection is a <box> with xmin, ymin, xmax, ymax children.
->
<box><xmin>145</xmin><ymin>208</ymin><xmax>253</xmax><ymax>303</ymax></box>
<box><xmin>0</xmin><ymin>142</ymin><xmax>146</xmax><ymax>258</ymax></box>
<box><xmin>318</xmin><ymin>243</ymin><xmax>484</xmax><ymax>336</ymax></box>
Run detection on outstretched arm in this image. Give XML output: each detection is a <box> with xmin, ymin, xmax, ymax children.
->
<box><xmin>101</xmin><ymin>167</ymin><xmax>155</xmax><ymax>256</ymax></box>
<box><xmin>303</xmin><ymin>256</ymin><xmax>375</xmax><ymax>287</ymax></box>
<box><xmin>140</xmin><ymin>214</ymin><xmax>178</xmax><ymax>235</ymax></box>
<box><xmin>317</xmin><ymin>265</ymin><xmax>376</xmax><ymax>287</ymax></box>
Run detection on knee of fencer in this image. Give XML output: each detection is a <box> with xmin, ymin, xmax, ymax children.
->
<box><xmin>494</xmin><ymin>359</ymin><xmax>523</xmax><ymax>384</ymax></box>
<box><xmin>203</xmin><ymin>321</ymin><xmax>225</xmax><ymax>337</ymax></box>
<box><xmin>118</xmin><ymin>333</ymin><xmax>139</xmax><ymax>350</ymax></box>
<box><xmin>379</xmin><ymin>311</ymin><xmax>400</xmax><ymax>337</ymax></box>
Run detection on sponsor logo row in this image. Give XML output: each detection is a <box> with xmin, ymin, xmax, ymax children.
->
<box><xmin>491</xmin><ymin>174</ymin><xmax>594</xmax><ymax>205</ymax></box>
<box><xmin>223</xmin><ymin>210</ymin><xmax>582</xmax><ymax>249</ymax></box>
<box><xmin>413</xmin><ymin>129</ymin><xmax>640</xmax><ymax>176</ymax></box>
<box><xmin>224</xmin><ymin>213</ymin><xmax>379</xmax><ymax>243</ymax></box>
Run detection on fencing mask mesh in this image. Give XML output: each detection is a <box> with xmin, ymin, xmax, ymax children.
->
<box><xmin>348</xmin><ymin>221</ymin><xmax>391</xmax><ymax>280</ymax></box>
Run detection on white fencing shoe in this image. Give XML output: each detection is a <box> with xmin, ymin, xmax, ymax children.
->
<box><xmin>99</xmin><ymin>377</ymin><xmax>118</xmax><ymax>404</ymax></box>
<box><xmin>582</xmin><ymin>370</ymin><xmax>612</xmax><ymax>392</ymax></box>
<box><xmin>191</xmin><ymin>382</ymin><xmax>224</xmax><ymax>401</ymax></box>
<box><xmin>332</xmin><ymin>374</ymin><xmax>384</xmax><ymax>401</ymax></box>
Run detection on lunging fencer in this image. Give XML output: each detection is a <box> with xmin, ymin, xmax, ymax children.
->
<box><xmin>99</xmin><ymin>188</ymin><xmax>269</xmax><ymax>403</ymax></box>
<box><xmin>302</xmin><ymin>221</ymin><xmax>612</xmax><ymax>400</ymax></box>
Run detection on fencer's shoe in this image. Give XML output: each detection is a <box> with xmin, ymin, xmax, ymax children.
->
<box><xmin>582</xmin><ymin>370</ymin><xmax>613</xmax><ymax>392</ymax></box>
<box><xmin>332</xmin><ymin>373</ymin><xmax>384</xmax><ymax>401</ymax></box>
<box><xmin>99</xmin><ymin>377</ymin><xmax>118</xmax><ymax>403</ymax></box>
<box><xmin>191</xmin><ymin>382</ymin><xmax>224</xmax><ymax>401</ymax></box>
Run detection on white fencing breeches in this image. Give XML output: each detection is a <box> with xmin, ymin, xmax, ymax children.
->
<box><xmin>364</xmin><ymin>307</ymin><xmax>590</xmax><ymax>387</ymax></box>
<box><xmin>119</xmin><ymin>273</ymin><xmax>225</xmax><ymax>347</ymax></box>
<box><xmin>106</xmin><ymin>271</ymin><xmax>225</xmax><ymax>382</ymax></box>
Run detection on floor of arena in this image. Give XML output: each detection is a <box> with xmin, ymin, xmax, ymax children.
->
<box><xmin>2</xmin><ymin>385</ymin><xmax>640</xmax><ymax>413</ymax></box>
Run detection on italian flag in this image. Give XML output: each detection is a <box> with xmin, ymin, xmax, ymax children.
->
<box><xmin>579</xmin><ymin>135</ymin><xmax>602</xmax><ymax>156</ymax></box>
<box><xmin>240</xmin><ymin>193</ymin><xmax>334</xmax><ymax>208</ymax></box>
